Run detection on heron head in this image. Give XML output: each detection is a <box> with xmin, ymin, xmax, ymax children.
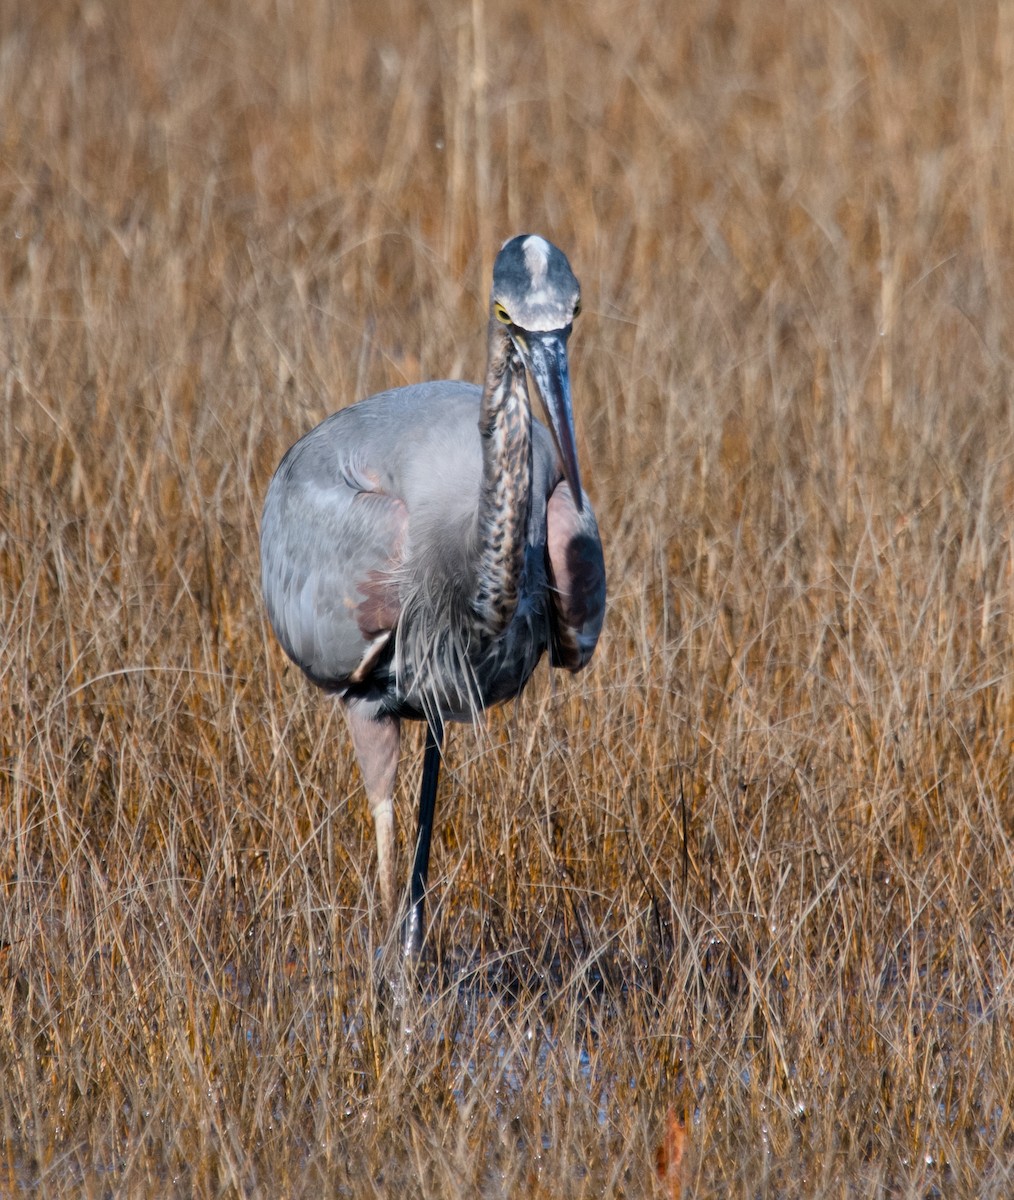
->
<box><xmin>490</xmin><ymin>235</ymin><xmax>584</xmax><ymax>509</ymax></box>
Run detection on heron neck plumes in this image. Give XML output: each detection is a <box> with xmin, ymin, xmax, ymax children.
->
<box><xmin>472</xmin><ymin>319</ymin><xmax>533</xmax><ymax>637</ymax></box>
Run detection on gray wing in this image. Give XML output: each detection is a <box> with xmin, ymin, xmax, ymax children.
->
<box><xmin>261</xmin><ymin>431</ymin><xmax>407</xmax><ymax>688</ymax></box>
<box><xmin>545</xmin><ymin>480</ymin><xmax>606</xmax><ymax>671</ymax></box>
<box><xmin>260</xmin><ymin>382</ymin><xmax>484</xmax><ymax>690</ymax></box>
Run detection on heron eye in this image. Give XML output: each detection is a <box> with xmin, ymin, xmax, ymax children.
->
<box><xmin>494</xmin><ymin>303</ymin><xmax>511</xmax><ymax>324</ymax></box>
<box><xmin>573</xmin><ymin>298</ymin><xmax>582</xmax><ymax>318</ymax></box>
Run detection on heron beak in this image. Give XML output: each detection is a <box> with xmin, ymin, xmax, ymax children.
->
<box><xmin>515</xmin><ymin>329</ymin><xmax>584</xmax><ymax>512</ymax></box>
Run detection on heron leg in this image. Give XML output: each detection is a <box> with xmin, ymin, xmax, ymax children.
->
<box><xmin>345</xmin><ymin>703</ymin><xmax>401</xmax><ymax>924</ymax></box>
<box><xmin>403</xmin><ymin>718</ymin><xmax>444</xmax><ymax>957</ymax></box>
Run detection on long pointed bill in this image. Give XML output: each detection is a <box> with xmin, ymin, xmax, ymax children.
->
<box><xmin>516</xmin><ymin>329</ymin><xmax>584</xmax><ymax>512</ymax></box>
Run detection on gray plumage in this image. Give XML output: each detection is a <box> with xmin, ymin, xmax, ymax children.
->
<box><xmin>260</xmin><ymin>234</ymin><xmax>606</xmax><ymax>954</ymax></box>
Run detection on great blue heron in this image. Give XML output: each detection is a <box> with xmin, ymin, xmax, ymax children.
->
<box><xmin>260</xmin><ymin>234</ymin><xmax>606</xmax><ymax>955</ymax></box>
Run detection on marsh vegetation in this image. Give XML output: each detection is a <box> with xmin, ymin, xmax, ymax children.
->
<box><xmin>1</xmin><ymin>0</ymin><xmax>1012</xmax><ymax>1194</ymax></box>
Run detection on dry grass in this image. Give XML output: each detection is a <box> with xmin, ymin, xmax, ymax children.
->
<box><xmin>2</xmin><ymin>0</ymin><xmax>1013</xmax><ymax>1194</ymax></box>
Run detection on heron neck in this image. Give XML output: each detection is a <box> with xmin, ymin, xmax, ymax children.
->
<box><xmin>472</xmin><ymin>319</ymin><xmax>532</xmax><ymax>637</ymax></box>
